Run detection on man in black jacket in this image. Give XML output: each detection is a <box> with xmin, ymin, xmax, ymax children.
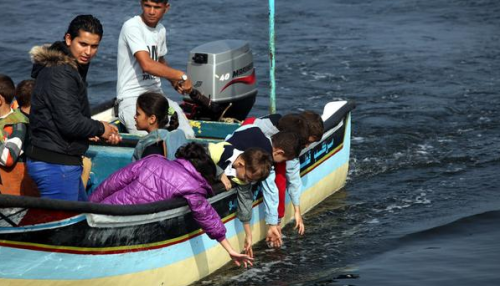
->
<box><xmin>27</xmin><ymin>15</ymin><xmax>121</xmax><ymax>201</ymax></box>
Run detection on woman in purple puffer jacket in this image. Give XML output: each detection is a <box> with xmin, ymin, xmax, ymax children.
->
<box><xmin>89</xmin><ymin>142</ymin><xmax>252</xmax><ymax>267</ymax></box>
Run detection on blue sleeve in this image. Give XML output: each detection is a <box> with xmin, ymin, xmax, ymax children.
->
<box><xmin>166</xmin><ymin>129</ymin><xmax>187</xmax><ymax>160</ymax></box>
<box><xmin>261</xmin><ymin>167</ymin><xmax>279</xmax><ymax>225</ymax></box>
<box><xmin>286</xmin><ymin>158</ymin><xmax>302</xmax><ymax>206</ymax></box>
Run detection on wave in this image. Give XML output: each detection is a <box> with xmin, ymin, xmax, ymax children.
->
<box><xmin>397</xmin><ymin>209</ymin><xmax>500</xmax><ymax>244</ymax></box>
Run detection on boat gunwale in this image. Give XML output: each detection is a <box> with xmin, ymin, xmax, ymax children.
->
<box><xmin>0</xmin><ymin>101</ymin><xmax>355</xmax><ymax>217</ymax></box>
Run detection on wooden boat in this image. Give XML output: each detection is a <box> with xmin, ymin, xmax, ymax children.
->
<box><xmin>0</xmin><ymin>98</ymin><xmax>354</xmax><ymax>286</ymax></box>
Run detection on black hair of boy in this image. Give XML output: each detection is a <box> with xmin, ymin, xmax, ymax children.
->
<box><xmin>175</xmin><ymin>142</ymin><xmax>217</xmax><ymax>185</ymax></box>
<box><xmin>277</xmin><ymin>113</ymin><xmax>310</xmax><ymax>148</ymax></box>
<box><xmin>271</xmin><ymin>131</ymin><xmax>301</xmax><ymax>159</ymax></box>
<box><xmin>240</xmin><ymin>147</ymin><xmax>273</xmax><ymax>181</ymax></box>
<box><xmin>142</xmin><ymin>0</ymin><xmax>169</xmax><ymax>3</ymax></box>
<box><xmin>0</xmin><ymin>74</ymin><xmax>15</xmax><ymax>104</ymax></box>
<box><xmin>65</xmin><ymin>14</ymin><xmax>103</xmax><ymax>40</ymax></box>
<box><xmin>301</xmin><ymin>110</ymin><xmax>324</xmax><ymax>141</ymax></box>
<box><xmin>15</xmin><ymin>79</ymin><xmax>35</xmax><ymax>108</ymax></box>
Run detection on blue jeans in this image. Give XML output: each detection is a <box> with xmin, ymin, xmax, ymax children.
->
<box><xmin>27</xmin><ymin>159</ymin><xmax>87</xmax><ymax>201</ymax></box>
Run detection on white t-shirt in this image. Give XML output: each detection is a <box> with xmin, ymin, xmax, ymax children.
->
<box><xmin>117</xmin><ymin>16</ymin><xmax>168</xmax><ymax>100</ymax></box>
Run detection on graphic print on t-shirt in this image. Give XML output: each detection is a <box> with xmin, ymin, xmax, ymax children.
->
<box><xmin>142</xmin><ymin>45</ymin><xmax>158</xmax><ymax>81</ymax></box>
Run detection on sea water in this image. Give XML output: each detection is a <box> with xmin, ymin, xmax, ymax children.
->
<box><xmin>1</xmin><ymin>0</ymin><xmax>499</xmax><ymax>285</ymax></box>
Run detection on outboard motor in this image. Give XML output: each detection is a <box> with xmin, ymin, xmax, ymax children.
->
<box><xmin>181</xmin><ymin>40</ymin><xmax>257</xmax><ymax>121</ymax></box>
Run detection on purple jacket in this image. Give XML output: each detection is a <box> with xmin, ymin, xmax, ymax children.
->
<box><xmin>89</xmin><ymin>155</ymin><xmax>226</xmax><ymax>242</ymax></box>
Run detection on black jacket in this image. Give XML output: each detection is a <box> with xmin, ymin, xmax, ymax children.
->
<box><xmin>27</xmin><ymin>41</ymin><xmax>104</xmax><ymax>165</ymax></box>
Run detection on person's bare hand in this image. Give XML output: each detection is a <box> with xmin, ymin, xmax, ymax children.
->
<box><xmin>228</xmin><ymin>250</ymin><xmax>253</xmax><ymax>268</ymax></box>
<box><xmin>89</xmin><ymin>136</ymin><xmax>100</xmax><ymax>142</ymax></box>
<box><xmin>105</xmin><ymin>133</ymin><xmax>122</xmax><ymax>145</ymax></box>
<box><xmin>220</xmin><ymin>174</ymin><xmax>232</xmax><ymax>191</ymax></box>
<box><xmin>244</xmin><ymin>235</ymin><xmax>253</xmax><ymax>258</ymax></box>
<box><xmin>100</xmin><ymin>122</ymin><xmax>121</xmax><ymax>145</ymax></box>
<box><xmin>173</xmin><ymin>79</ymin><xmax>193</xmax><ymax>94</ymax></box>
<box><xmin>294</xmin><ymin>211</ymin><xmax>305</xmax><ymax>235</ymax></box>
<box><xmin>265</xmin><ymin>225</ymin><xmax>282</xmax><ymax>248</ymax></box>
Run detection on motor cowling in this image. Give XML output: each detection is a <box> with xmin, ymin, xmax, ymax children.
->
<box><xmin>182</xmin><ymin>40</ymin><xmax>257</xmax><ymax>121</ymax></box>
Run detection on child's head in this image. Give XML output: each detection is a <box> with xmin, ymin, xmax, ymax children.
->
<box><xmin>271</xmin><ymin>131</ymin><xmax>301</xmax><ymax>163</ymax></box>
<box><xmin>234</xmin><ymin>147</ymin><xmax>273</xmax><ymax>183</ymax></box>
<box><xmin>175</xmin><ymin>142</ymin><xmax>217</xmax><ymax>185</ymax></box>
<box><xmin>0</xmin><ymin>74</ymin><xmax>15</xmax><ymax>106</ymax></box>
<box><xmin>300</xmin><ymin>110</ymin><xmax>324</xmax><ymax>144</ymax></box>
<box><xmin>136</xmin><ymin>92</ymin><xmax>178</xmax><ymax>132</ymax></box>
<box><xmin>277</xmin><ymin>113</ymin><xmax>310</xmax><ymax>148</ymax></box>
<box><xmin>15</xmin><ymin>79</ymin><xmax>35</xmax><ymax>111</ymax></box>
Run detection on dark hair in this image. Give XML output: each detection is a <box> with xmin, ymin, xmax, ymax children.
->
<box><xmin>0</xmin><ymin>74</ymin><xmax>15</xmax><ymax>104</ymax></box>
<box><xmin>142</xmin><ymin>0</ymin><xmax>169</xmax><ymax>3</ymax></box>
<box><xmin>277</xmin><ymin>113</ymin><xmax>310</xmax><ymax>148</ymax></box>
<box><xmin>15</xmin><ymin>79</ymin><xmax>35</xmax><ymax>108</ymax></box>
<box><xmin>175</xmin><ymin>142</ymin><xmax>217</xmax><ymax>185</ymax></box>
<box><xmin>65</xmin><ymin>15</ymin><xmax>103</xmax><ymax>40</ymax></box>
<box><xmin>137</xmin><ymin>92</ymin><xmax>178</xmax><ymax>131</ymax></box>
<box><xmin>271</xmin><ymin>131</ymin><xmax>301</xmax><ymax>159</ymax></box>
<box><xmin>300</xmin><ymin>110</ymin><xmax>324</xmax><ymax>142</ymax></box>
<box><xmin>239</xmin><ymin>147</ymin><xmax>273</xmax><ymax>182</ymax></box>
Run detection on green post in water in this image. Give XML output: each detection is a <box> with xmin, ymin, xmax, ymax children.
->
<box><xmin>269</xmin><ymin>0</ymin><xmax>276</xmax><ymax>114</ymax></box>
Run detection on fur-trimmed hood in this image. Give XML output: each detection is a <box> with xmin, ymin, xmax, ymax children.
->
<box><xmin>30</xmin><ymin>41</ymin><xmax>89</xmax><ymax>80</ymax></box>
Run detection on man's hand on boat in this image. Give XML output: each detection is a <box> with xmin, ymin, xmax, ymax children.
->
<box><xmin>93</xmin><ymin>122</ymin><xmax>122</xmax><ymax>144</ymax></box>
<box><xmin>266</xmin><ymin>225</ymin><xmax>283</xmax><ymax>248</ymax></box>
<box><xmin>220</xmin><ymin>239</ymin><xmax>254</xmax><ymax>268</ymax></box>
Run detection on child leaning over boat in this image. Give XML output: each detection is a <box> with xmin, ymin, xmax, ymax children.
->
<box><xmin>224</xmin><ymin>126</ymin><xmax>301</xmax><ymax>250</ymax></box>
<box><xmin>132</xmin><ymin>92</ymin><xmax>187</xmax><ymax>161</ymax></box>
<box><xmin>208</xmin><ymin>142</ymin><xmax>273</xmax><ymax>257</ymax></box>
<box><xmin>243</xmin><ymin>111</ymin><xmax>324</xmax><ymax>239</ymax></box>
<box><xmin>89</xmin><ymin>142</ymin><xmax>253</xmax><ymax>267</ymax></box>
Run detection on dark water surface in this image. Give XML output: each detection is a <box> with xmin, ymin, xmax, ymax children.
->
<box><xmin>1</xmin><ymin>0</ymin><xmax>500</xmax><ymax>285</ymax></box>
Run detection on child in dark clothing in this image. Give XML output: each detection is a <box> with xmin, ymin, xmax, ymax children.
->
<box><xmin>208</xmin><ymin>142</ymin><xmax>273</xmax><ymax>257</ymax></box>
<box><xmin>225</xmin><ymin>125</ymin><xmax>301</xmax><ymax>250</ymax></box>
<box><xmin>15</xmin><ymin>79</ymin><xmax>35</xmax><ymax>117</ymax></box>
<box><xmin>241</xmin><ymin>111</ymin><xmax>324</xmax><ymax>246</ymax></box>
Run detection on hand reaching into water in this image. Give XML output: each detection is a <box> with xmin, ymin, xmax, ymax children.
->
<box><xmin>228</xmin><ymin>249</ymin><xmax>253</xmax><ymax>268</ymax></box>
<box><xmin>294</xmin><ymin>206</ymin><xmax>305</xmax><ymax>235</ymax></box>
<box><xmin>244</xmin><ymin>234</ymin><xmax>253</xmax><ymax>258</ymax></box>
<box><xmin>266</xmin><ymin>225</ymin><xmax>283</xmax><ymax>248</ymax></box>
<box><xmin>219</xmin><ymin>239</ymin><xmax>253</xmax><ymax>268</ymax></box>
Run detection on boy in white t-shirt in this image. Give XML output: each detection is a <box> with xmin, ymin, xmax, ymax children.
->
<box><xmin>117</xmin><ymin>0</ymin><xmax>195</xmax><ymax>137</ymax></box>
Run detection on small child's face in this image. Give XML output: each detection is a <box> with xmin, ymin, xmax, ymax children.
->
<box><xmin>134</xmin><ymin>105</ymin><xmax>150</xmax><ymax>131</ymax></box>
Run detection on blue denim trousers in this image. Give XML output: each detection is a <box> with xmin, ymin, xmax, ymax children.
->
<box><xmin>27</xmin><ymin>159</ymin><xmax>87</xmax><ymax>201</ymax></box>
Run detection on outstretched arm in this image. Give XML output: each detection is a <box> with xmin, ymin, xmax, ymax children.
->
<box><xmin>261</xmin><ymin>168</ymin><xmax>283</xmax><ymax>248</ymax></box>
<box><xmin>286</xmin><ymin>158</ymin><xmax>305</xmax><ymax>235</ymax></box>
<box><xmin>219</xmin><ymin>238</ymin><xmax>253</xmax><ymax>268</ymax></box>
<box><xmin>184</xmin><ymin>193</ymin><xmax>253</xmax><ymax>267</ymax></box>
<box><xmin>243</xmin><ymin>222</ymin><xmax>253</xmax><ymax>258</ymax></box>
